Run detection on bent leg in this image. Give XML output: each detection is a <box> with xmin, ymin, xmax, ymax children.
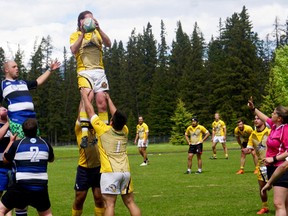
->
<box><xmin>96</xmin><ymin>92</ymin><xmax>108</xmax><ymax>124</ymax></box>
<box><xmin>92</xmin><ymin>187</ymin><xmax>104</xmax><ymax>215</ymax></box>
<box><xmin>121</xmin><ymin>193</ymin><xmax>141</xmax><ymax>216</ymax></box>
<box><xmin>102</xmin><ymin>194</ymin><xmax>117</xmax><ymax>216</ymax></box>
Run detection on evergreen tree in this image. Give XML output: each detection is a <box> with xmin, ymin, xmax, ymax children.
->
<box><xmin>261</xmin><ymin>45</ymin><xmax>288</xmax><ymax>113</ymax></box>
<box><xmin>169</xmin><ymin>21</ymin><xmax>191</xmax><ymax>92</ymax></box>
<box><xmin>0</xmin><ymin>47</ymin><xmax>6</xmax><ymax>78</ymax></box>
<box><xmin>179</xmin><ymin>22</ymin><xmax>206</xmax><ymax>121</ymax></box>
<box><xmin>14</xmin><ymin>46</ymin><xmax>27</xmax><ymax>80</ymax></box>
<box><xmin>136</xmin><ymin>22</ymin><xmax>157</xmax><ymax>116</ymax></box>
<box><xmin>148</xmin><ymin>20</ymin><xmax>175</xmax><ymax>137</ymax></box>
<box><xmin>62</xmin><ymin>47</ymin><xmax>77</xmax><ymax>142</ymax></box>
<box><xmin>208</xmin><ymin>6</ymin><xmax>265</xmax><ymax>131</ymax></box>
<box><xmin>170</xmin><ymin>99</ymin><xmax>193</xmax><ymax>145</ymax></box>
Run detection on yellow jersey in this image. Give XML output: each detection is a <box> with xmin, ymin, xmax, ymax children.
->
<box><xmin>234</xmin><ymin>124</ymin><xmax>253</xmax><ymax>142</ymax></box>
<box><xmin>136</xmin><ymin>123</ymin><xmax>149</xmax><ymax>140</ymax></box>
<box><xmin>212</xmin><ymin>120</ymin><xmax>226</xmax><ymax>136</ymax></box>
<box><xmin>247</xmin><ymin>127</ymin><xmax>270</xmax><ymax>166</ymax></box>
<box><xmin>75</xmin><ymin>121</ymin><xmax>101</xmax><ymax>168</ymax></box>
<box><xmin>90</xmin><ymin>114</ymin><xmax>130</xmax><ymax>173</ymax></box>
<box><xmin>70</xmin><ymin>30</ymin><xmax>104</xmax><ymax>72</ymax></box>
<box><xmin>185</xmin><ymin>125</ymin><xmax>208</xmax><ymax>144</ymax></box>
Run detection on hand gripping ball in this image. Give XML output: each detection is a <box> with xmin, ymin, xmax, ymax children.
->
<box><xmin>83</xmin><ymin>18</ymin><xmax>96</xmax><ymax>33</ymax></box>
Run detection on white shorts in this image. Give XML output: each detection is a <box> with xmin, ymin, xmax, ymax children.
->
<box><xmin>78</xmin><ymin>69</ymin><xmax>109</xmax><ymax>93</ymax></box>
<box><xmin>213</xmin><ymin>136</ymin><xmax>225</xmax><ymax>143</ymax></box>
<box><xmin>137</xmin><ymin>139</ymin><xmax>149</xmax><ymax>148</ymax></box>
<box><xmin>100</xmin><ymin>172</ymin><xmax>131</xmax><ymax>195</ymax></box>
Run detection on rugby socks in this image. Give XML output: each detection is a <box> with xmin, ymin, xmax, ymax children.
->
<box><xmin>187</xmin><ymin>169</ymin><xmax>191</xmax><ymax>172</ymax></box>
<box><xmin>15</xmin><ymin>209</ymin><xmax>27</xmax><ymax>216</ymax></box>
<box><xmin>262</xmin><ymin>201</ymin><xmax>268</xmax><ymax>208</ymax></box>
<box><xmin>94</xmin><ymin>206</ymin><xmax>105</xmax><ymax>216</ymax></box>
<box><xmin>98</xmin><ymin>111</ymin><xmax>109</xmax><ymax>124</ymax></box>
<box><xmin>80</xmin><ymin>111</ymin><xmax>89</xmax><ymax>138</ymax></box>
<box><xmin>72</xmin><ymin>208</ymin><xmax>83</xmax><ymax>216</ymax></box>
<box><xmin>240</xmin><ymin>166</ymin><xmax>244</xmax><ymax>170</ymax></box>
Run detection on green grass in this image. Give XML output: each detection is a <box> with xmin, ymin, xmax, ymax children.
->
<box><xmin>27</xmin><ymin>142</ymin><xmax>275</xmax><ymax>216</ymax></box>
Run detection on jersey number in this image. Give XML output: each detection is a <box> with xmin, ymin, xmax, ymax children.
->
<box><xmin>30</xmin><ymin>147</ymin><xmax>40</xmax><ymax>162</ymax></box>
<box><xmin>115</xmin><ymin>141</ymin><xmax>121</xmax><ymax>153</ymax></box>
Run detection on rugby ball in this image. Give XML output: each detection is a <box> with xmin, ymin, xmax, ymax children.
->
<box><xmin>83</xmin><ymin>18</ymin><xmax>96</xmax><ymax>33</ymax></box>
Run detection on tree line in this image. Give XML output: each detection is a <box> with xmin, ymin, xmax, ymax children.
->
<box><xmin>0</xmin><ymin>6</ymin><xmax>287</xmax><ymax>145</ymax></box>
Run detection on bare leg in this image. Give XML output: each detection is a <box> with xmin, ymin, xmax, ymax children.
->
<box><xmin>121</xmin><ymin>193</ymin><xmax>141</xmax><ymax>216</ymax></box>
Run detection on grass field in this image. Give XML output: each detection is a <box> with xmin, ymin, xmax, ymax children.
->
<box><xmin>26</xmin><ymin>142</ymin><xmax>275</xmax><ymax>216</ymax></box>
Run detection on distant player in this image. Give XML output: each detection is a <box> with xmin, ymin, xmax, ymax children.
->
<box><xmin>211</xmin><ymin>113</ymin><xmax>228</xmax><ymax>159</ymax></box>
<box><xmin>242</xmin><ymin>115</ymin><xmax>270</xmax><ymax>214</ymax></box>
<box><xmin>134</xmin><ymin>116</ymin><xmax>149</xmax><ymax>166</ymax></box>
<box><xmin>184</xmin><ymin>117</ymin><xmax>210</xmax><ymax>174</ymax></box>
<box><xmin>234</xmin><ymin>119</ymin><xmax>258</xmax><ymax>174</ymax></box>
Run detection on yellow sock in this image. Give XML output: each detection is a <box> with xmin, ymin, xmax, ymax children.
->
<box><xmin>240</xmin><ymin>166</ymin><xmax>244</xmax><ymax>170</ymax></box>
<box><xmin>98</xmin><ymin>111</ymin><xmax>109</xmax><ymax>124</ymax></box>
<box><xmin>255</xmin><ymin>166</ymin><xmax>259</xmax><ymax>170</ymax></box>
<box><xmin>262</xmin><ymin>201</ymin><xmax>268</xmax><ymax>208</ymax></box>
<box><xmin>80</xmin><ymin>111</ymin><xmax>89</xmax><ymax>137</ymax></box>
<box><xmin>72</xmin><ymin>208</ymin><xmax>83</xmax><ymax>216</ymax></box>
<box><xmin>94</xmin><ymin>206</ymin><xmax>105</xmax><ymax>216</ymax></box>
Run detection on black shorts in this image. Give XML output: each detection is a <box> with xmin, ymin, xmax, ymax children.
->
<box><xmin>188</xmin><ymin>143</ymin><xmax>203</xmax><ymax>154</ymax></box>
<box><xmin>1</xmin><ymin>185</ymin><xmax>50</xmax><ymax>212</ymax></box>
<box><xmin>74</xmin><ymin>166</ymin><xmax>101</xmax><ymax>191</ymax></box>
<box><xmin>242</xmin><ymin>142</ymin><xmax>248</xmax><ymax>148</ymax></box>
<box><xmin>267</xmin><ymin>165</ymin><xmax>288</xmax><ymax>188</ymax></box>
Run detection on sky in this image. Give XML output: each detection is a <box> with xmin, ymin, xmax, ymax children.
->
<box><xmin>0</xmin><ymin>0</ymin><xmax>287</xmax><ymax>66</ymax></box>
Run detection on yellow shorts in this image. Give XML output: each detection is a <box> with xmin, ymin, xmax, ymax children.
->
<box><xmin>257</xmin><ymin>166</ymin><xmax>268</xmax><ymax>182</ymax></box>
<box><xmin>78</xmin><ymin>69</ymin><xmax>109</xmax><ymax>92</ymax></box>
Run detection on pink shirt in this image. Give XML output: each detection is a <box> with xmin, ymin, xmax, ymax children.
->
<box><xmin>266</xmin><ymin>118</ymin><xmax>288</xmax><ymax>166</ymax></box>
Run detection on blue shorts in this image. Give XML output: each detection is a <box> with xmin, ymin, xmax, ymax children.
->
<box><xmin>0</xmin><ymin>168</ymin><xmax>10</xmax><ymax>191</ymax></box>
<box><xmin>74</xmin><ymin>166</ymin><xmax>101</xmax><ymax>191</ymax></box>
<box><xmin>1</xmin><ymin>185</ymin><xmax>50</xmax><ymax>212</ymax></box>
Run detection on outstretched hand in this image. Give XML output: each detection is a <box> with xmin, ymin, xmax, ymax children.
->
<box><xmin>49</xmin><ymin>59</ymin><xmax>61</xmax><ymax>71</ymax></box>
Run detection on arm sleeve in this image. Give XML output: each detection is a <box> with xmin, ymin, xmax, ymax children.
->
<box><xmin>4</xmin><ymin>140</ymin><xmax>19</xmax><ymax>162</ymax></box>
<box><xmin>25</xmin><ymin>80</ymin><xmax>38</xmax><ymax>90</ymax></box>
<box><xmin>48</xmin><ymin>143</ymin><xmax>54</xmax><ymax>162</ymax></box>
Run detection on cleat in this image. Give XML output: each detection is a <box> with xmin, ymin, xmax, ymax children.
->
<box><xmin>184</xmin><ymin>171</ymin><xmax>191</xmax><ymax>174</ymax></box>
<box><xmin>236</xmin><ymin>169</ymin><xmax>244</xmax><ymax>174</ymax></box>
<box><xmin>195</xmin><ymin>171</ymin><xmax>202</xmax><ymax>174</ymax></box>
<box><xmin>225</xmin><ymin>156</ymin><xmax>229</xmax><ymax>160</ymax></box>
<box><xmin>254</xmin><ymin>169</ymin><xmax>258</xmax><ymax>174</ymax></box>
<box><xmin>140</xmin><ymin>162</ymin><xmax>147</xmax><ymax>166</ymax></box>
<box><xmin>80</xmin><ymin>136</ymin><xmax>88</xmax><ymax>148</ymax></box>
<box><xmin>256</xmin><ymin>207</ymin><xmax>269</xmax><ymax>214</ymax></box>
<box><xmin>210</xmin><ymin>156</ymin><xmax>217</xmax><ymax>160</ymax></box>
